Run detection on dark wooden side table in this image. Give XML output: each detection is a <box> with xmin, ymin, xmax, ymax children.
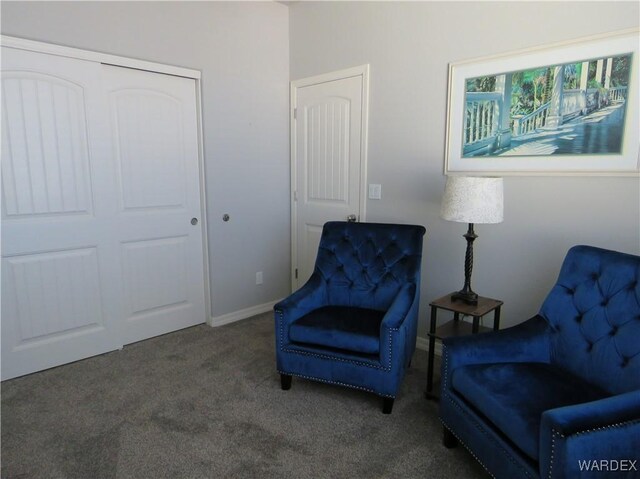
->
<box><xmin>425</xmin><ymin>293</ymin><xmax>503</xmax><ymax>400</ymax></box>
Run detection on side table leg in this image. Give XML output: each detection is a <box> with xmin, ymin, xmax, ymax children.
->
<box><xmin>494</xmin><ymin>306</ymin><xmax>501</xmax><ymax>331</ymax></box>
<box><xmin>427</xmin><ymin>334</ymin><xmax>436</xmax><ymax>393</ymax></box>
<box><xmin>472</xmin><ymin>316</ymin><xmax>480</xmax><ymax>334</ymax></box>
<box><xmin>426</xmin><ymin>306</ymin><xmax>437</xmax><ymax>398</ymax></box>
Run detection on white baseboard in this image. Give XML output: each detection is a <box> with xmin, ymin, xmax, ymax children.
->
<box><xmin>416</xmin><ymin>335</ymin><xmax>442</xmax><ymax>356</ymax></box>
<box><xmin>209</xmin><ymin>299</ymin><xmax>280</xmax><ymax>327</ymax></box>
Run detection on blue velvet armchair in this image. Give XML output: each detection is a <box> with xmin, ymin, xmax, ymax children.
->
<box><xmin>274</xmin><ymin>221</ymin><xmax>426</xmax><ymax>413</ymax></box>
<box><xmin>440</xmin><ymin>245</ymin><xmax>640</xmax><ymax>478</ymax></box>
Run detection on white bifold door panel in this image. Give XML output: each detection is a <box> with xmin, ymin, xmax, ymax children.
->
<box><xmin>1</xmin><ymin>48</ymin><xmax>122</xmax><ymax>380</ymax></box>
<box><xmin>1</xmin><ymin>47</ymin><xmax>206</xmax><ymax>380</ymax></box>
<box><xmin>104</xmin><ymin>65</ymin><xmax>205</xmax><ymax>345</ymax></box>
<box><xmin>293</xmin><ymin>73</ymin><xmax>365</xmax><ymax>289</ymax></box>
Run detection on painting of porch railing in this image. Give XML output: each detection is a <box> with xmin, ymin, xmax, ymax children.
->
<box><xmin>462</xmin><ymin>55</ymin><xmax>631</xmax><ymax>158</ymax></box>
<box><xmin>445</xmin><ymin>29</ymin><xmax>638</xmax><ymax>175</ymax></box>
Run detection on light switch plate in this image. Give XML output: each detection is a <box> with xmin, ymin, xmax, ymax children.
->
<box><xmin>368</xmin><ymin>184</ymin><xmax>382</xmax><ymax>200</ymax></box>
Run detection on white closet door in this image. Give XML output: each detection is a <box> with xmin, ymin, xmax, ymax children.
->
<box><xmin>1</xmin><ymin>48</ymin><xmax>207</xmax><ymax>380</ymax></box>
<box><xmin>103</xmin><ymin>65</ymin><xmax>206</xmax><ymax>345</ymax></box>
<box><xmin>1</xmin><ymin>48</ymin><xmax>121</xmax><ymax>379</ymax></box>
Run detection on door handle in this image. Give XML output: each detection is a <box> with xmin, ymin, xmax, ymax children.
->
<box><xmin>347</xmin><ymin>214</ymin><xmax>357</xmax><ymax>223</ymax></box>
<box><xmin>191</xmin><ymin>218</ymin><xmax>199</xmax><ymax>225</ymax></box>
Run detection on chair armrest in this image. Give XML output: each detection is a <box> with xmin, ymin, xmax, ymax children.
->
<box><xmin>381</xmin><ymin>283</ymin><xmax>417</xmax><ymax>330</ymax></box>
<box><xmin>379</xmin><ymin>283</ymin><xmax>418</xmax><ymax>370</ymax></box>
<box><xmin>442</xmin><ymin>315</ymin><xmax>551</xmax><ymax>390</ymax></box>
<box><xmin>540</xmin><ymin>390</ymin><xmax>640</xmax><ymax>478</ymax></box>
<box><xmin>273</xmin><ymin>273</ymin><xmax>328</xmax><ymax>326</ymax></box>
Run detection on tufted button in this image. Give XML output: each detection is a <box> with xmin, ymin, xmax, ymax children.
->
<box><xmin>567</xmin><ymin>288</ymin><xmax>574</xmax><ymax>295</ymax></box>
<box><xmin>621</xmin><ymin>357</ymin><xmax>629</xmax><ymax>367</ymax></box>
<box><xmin>601</xmin><ymin>299</ymin><xmax>609</xmax><ymax>307</ymax></box>
<box><xmin>591</xmin><ymin>273</ymin><xmax>599</xmax><ymax>281</ymax></box>
<box><xmin>609</xmin><ymin>326</ymin><xmax>618</xmax><ymax>336</ymax></box>
<box><xmin>586</xmin><ymin>342</ymin><xmax>593</xmax><ymax>352</ymax></box>
<box><xmin>629</xmin><ymin>281</ymin><xmax>637</xmax><ymax>291</ymax></box>
<box><xmin>337</xmin><ymin>264</ymin><xmax>343</xmax><ymax>270</ymax></box>
<box><xmin>575</xmin><ymin>315</ymin><xmax>582</xmax><ymax>323</ymax></box>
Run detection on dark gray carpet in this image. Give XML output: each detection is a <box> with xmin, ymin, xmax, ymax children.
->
<box><xmin>1</xmin><ymin>313</ymin><xmax>488</xmax><ymax>479</ymax></box>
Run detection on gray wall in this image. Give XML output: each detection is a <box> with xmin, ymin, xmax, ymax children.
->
<box><xmin>1</xmin><ymin>1</ymin><xmax>291</xmax><ymax>318</ymax></box>
<box><xmin>3</xmin><ymin>1</ymin><xmax>639</xmax><ymax>335</ymax></box>
<box><xmin>289</xmin><ymin>2</ymin><xmax>640</xmax><ymax>332</ymax></box>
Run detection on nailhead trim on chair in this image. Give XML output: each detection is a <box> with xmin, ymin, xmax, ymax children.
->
<box><xmin>277</xmin><ymin>370</ymin><xmax>395</xmax><ymax>398</ymax></box>
<box><xmin>548</xmin><ymin>429</ymin><xmax>557</xmax><ymax>479</ymax></box>
<box><xmin>281</xmin><ymin>347</ymin><xmax>390</xmax><ymax>370</ymax></box>
<box><xmin>443</xmin><ymin>345</ymin><xmax>450</xmax><ymax>390</ymax></box>
<box><xmin>276</xmin><ymin>309</ymin><xmax>397</xmax><ymax>371</ymax></box>
<box><xmin>548</xmin><ymin>419</ymin><xmax>640</xmax><ymax>478</ymax></box>
<box><xmin>571</xmin><ymin>418</ymin><xmax>640</xmax><ymax>437</ymax></box>
<box><xmin>442</xmin><ymin>423</ymin><xmax>496</xmax><ymax>479</ymax></box>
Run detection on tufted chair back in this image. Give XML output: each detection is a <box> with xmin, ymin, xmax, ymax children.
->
<box><xmin>540</xmin><ymin>245</ymin><xmax>640</xmax><ymax>395</ymax></box>
<box><xmin>314</xmin><ymin>222</ymin><xmax>426</xmax><ymax>311</ymax></box>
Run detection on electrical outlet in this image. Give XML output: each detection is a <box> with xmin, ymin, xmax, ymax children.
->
<box><xmin>256</xmin><ymin>272</ymin><xmax>263</xmax><ymax>285</ymax></box>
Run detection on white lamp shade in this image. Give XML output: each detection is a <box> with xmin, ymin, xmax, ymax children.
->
<box><xmin>440</xmin><ymin>176</ymin><xmax>504</xmax><ymax>224</ymax></box>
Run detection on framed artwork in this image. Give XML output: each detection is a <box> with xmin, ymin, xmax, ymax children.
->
<box><xmin>444</xmin><ymin>28</ymin><xmax>639</xmax><ymax>176</ymax></box>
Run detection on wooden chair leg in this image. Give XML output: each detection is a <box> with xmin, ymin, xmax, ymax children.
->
<box><xmin>280</xmin><ymin>373</ymin><xmax>292</xmax><ymax>390</ymax></box>
<box><xmin>382</xmin><ymin>397</ymin><xmax>394</xmax><ymax>414</ymax></box>
<box><xmin>443</xmin><ymin>427</ymin><xmax>459</xmax><ymax>448</ymax></box>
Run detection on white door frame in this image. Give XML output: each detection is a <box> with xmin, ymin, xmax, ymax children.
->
<box><xmin>289</xmin><ymin>65</ymin><xmax>370</xmax><ymax>291</ymax></box>
<box><xmin>0</xmin><ymin>35</ymin><xmax>213</xmax><ymax>326</ymax></box>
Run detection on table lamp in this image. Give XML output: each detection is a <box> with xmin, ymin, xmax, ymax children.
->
<box><xmin>440</xmin><ymin>176</ymin><xmax>504</xmax><ymax>305</ymax></box>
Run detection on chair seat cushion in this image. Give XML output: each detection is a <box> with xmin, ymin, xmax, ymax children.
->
<box><xmin>289</xmin><ymin>306</ymin><xmax>385</xmax><ymax>355</ymax></box>
<box><xmin>451</xmin><ymin>362</ymin><xmax>609</xmax><ymax>460</ymax></box>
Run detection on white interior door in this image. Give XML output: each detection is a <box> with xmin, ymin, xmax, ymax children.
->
<box><xmin>104</xmin><ymin>65</ymin><xmax>206</xmax><ymax>345</ymax></box>
<box><xmin>1</xmin><ymin>48</ymin><xmax>122</xmax><ymax>379</ymax></box>
<box><xmin>292</xmin><ymin>67</ymin><xmax>368</xmax><ymax>289</ymax></box>
<box><xmin>1</xmin><ymin>46</ymin><xmax>206</xmax><ymax>380</ymax></box>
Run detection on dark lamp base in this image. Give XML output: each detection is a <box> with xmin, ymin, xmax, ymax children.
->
<box><xmin>451</xmin><ymin>290</ymin><xmax>479</xmax><ymax>305</ymax></box>
<box><xmin>452</xmin><ymin>223</ymin><xmax>480</xmax><ymax>306</ymax></box>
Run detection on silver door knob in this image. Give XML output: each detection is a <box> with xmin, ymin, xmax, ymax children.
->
<box><xmin>191</xmin><ymin>218</ymin><xmax>199</xmax><ymax>225</ymax></box>
<box><xmin>347</xmin><ymin>214</ymin><xmax>357</xmax><ymax>223</ymax></box>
